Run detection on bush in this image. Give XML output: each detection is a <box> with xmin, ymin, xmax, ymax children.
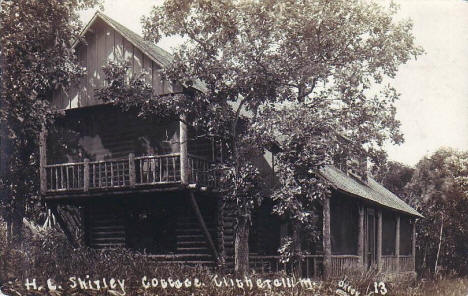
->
<box><xmin>1</xmin><ymin>222</ymin><xmax>468</xmax><ymax>296</ymax></box>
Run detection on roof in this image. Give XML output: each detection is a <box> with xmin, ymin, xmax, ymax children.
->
<box><xmin>74</xmin><ymin>11</ymin><xmax>207</xmax><ymax>93</ymax></box>
<box><xmin>320</xmin><ymin>165</ymin><xmax>422</xmax><ymax>218</ymax></box>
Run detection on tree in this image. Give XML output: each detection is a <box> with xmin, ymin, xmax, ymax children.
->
<box><xmin>371</xmin><ymin>161</ymin><xmax>415</xmax><ymax>198</ymax></box>
<box><xmin>0</xmin><ymin>0</ymin><xmax>100</xmax><ymax>243</ymax></box>
<box><xmin>405</xmin><ymin>148</ymin><xmax>468</xmax><ymax>276</ymax></box>
<box><xmin>102</xmin><ymin>0</ymin><xmax>424</xmax><ymax>274</ymax></box>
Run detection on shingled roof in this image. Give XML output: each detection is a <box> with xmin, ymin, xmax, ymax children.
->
<box><xmin>74</xmin><ymin>11</ymin><xmax>206</xmax><ymax>92</ymax></box>
<box><xmin>320</xmin><ymin>165</ymin><xmax>422</xmax><ymax>218</ymax></box>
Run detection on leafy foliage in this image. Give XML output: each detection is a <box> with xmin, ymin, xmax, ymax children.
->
<box><xmin>405</xmin><ymin>148</ymin><xmax>468</xmax><ymax>276</ymax></box>
<box><xmin>371</xmin><ymin>160</ymin><xmax>415</xmax><ymax>198</ymax></box>
<box><xmin>126</xmin><ymin>0</ymin><xmax>423</xmax><ymax>270</ymax></box>
<box><xmin>0</xmin><ymin>0</ymin><xmax>100</xmax><ymax>242</ymax></box>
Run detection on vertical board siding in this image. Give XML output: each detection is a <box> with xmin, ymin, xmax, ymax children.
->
<box><xmin>133</xmin><ymin>48</ymin><xmax>143</xmax><ymax>76</ymax></box>
<box><xmin>96</xmin><ymin>21</ymin><xmax>106</xmax><ymax>90</ymax></box>
<box><xmin>86</xmin><ymin>30</ymin><xmax>97</xmax><ymax>106</ymax></box>
<box><xmin>78</xmin><ymin>43</ymin><xmax>88</xmax><ymax>107</ymax></box>
<box><xmin>152</xmin><ymin>61</ymin><xmax>163</xmax><ymax>96</ymax></box>
<box><xmin>123</xmin><ymin>38</ymin><xmax>133</xmax><ymax>73</ymax></box>
<box><xmin>143</xmin><ymin>55</ymin><xmax>153</xmax><ymax>85</ymax></box>
<box><xmin>114</xmin><ymin>31</ymin><xmax>124</xmax><ymax>61</ymax></box>
<box><xmin>51</xmin><ymin>18</ymin><xmax>176</xmax><ymax>109</ymax></box>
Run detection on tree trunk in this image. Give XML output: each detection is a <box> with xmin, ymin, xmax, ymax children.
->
<box><xmin>322</xmin><ymin>197</ymin><xmax>332</xmax><ymax>279</ymax></box>
<box><xmin>434</xmin><ymin>215</ymin><xmax>444</xmax><ymax>276</ymax></box>
<box><xmin>11</xmin><ymin>197</ymin><xmax>25</xmax><ymax>245</ymax></box>
<box><xmin>5</xmin><ymin>214</ymin><xmax>12</xmax><ymax>243</ymax></box>
<box><xmin>292</xmin><ymin>223</ymin><xmax>302</xmax><ymax>276</ymax></box>
<box><xmin>234</xmin><ymin>214</ymin><xmax>250</xmax><ymax>276</ymax></box>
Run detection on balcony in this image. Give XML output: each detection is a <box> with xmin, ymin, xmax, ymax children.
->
<box><xmin>42</xmin><ymin>153</ymin><xmax>215</xmax><ymax>195</ymax></box>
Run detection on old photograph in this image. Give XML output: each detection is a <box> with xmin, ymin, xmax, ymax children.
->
<box><xmin>0</xmin><ymin>0</ymin><xmax>467</xmax><ymax>295</ymax></box>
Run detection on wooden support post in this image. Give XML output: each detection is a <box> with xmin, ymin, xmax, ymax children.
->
<box><xmin>412</xmin><ymin>219</ymin><xmax>416</xmax><ymax>272</ymax></box>
<box><xmin>217</xmin><ymin>198</ymin><xmax>226</xmax><ymax>266</ymax></box>
<box><xmin>377</xmin><ymin>210</ymin><xmax>382</xmax><ymax>272</ymax></box>
<box><xmin>189</xmin><ymin>192</ymin><xmax>222</xmax><ymax>266</ymax></box>
<box><xmin>357</xmin><ymin>205</ymin><xmax>364</xmax><ymax>270</ymax></box>
<box><xmin>50</xmin><ymin>204</ymin><xmax>77</xmax><ymax>248</ymax></box>
<box><xmin>180</xmin><ymin>115</ymin><xmax>188</xmax><ymax>184</ymax></box>
<box><xmin>323</xmin><ymin>196</ymin><xmax>332</xmax><ymax>279</ymax></box>
<box><xmin>129</xmin><ymin>153</ymin><xmax>136</xmax><ymax>186</ymax></box>
<box><xmin>83</xmin><ymin>159</ymin><xmax>89</xmax><ymax>192</ymax></box>
<box><xmin>395</xmin><ymin>215</ymin><xmax>400</xmax><ymax>273</ymax></box>
<box><xmin>39</xmin><ymin>124</ymin><xmax>48</xmax><ymax>195</ymax></box>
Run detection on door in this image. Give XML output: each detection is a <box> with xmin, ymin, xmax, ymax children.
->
<box><xmin>366</xmin><ymin>208</ymin><xmax>377</xmax><ymax>268</ymax></box>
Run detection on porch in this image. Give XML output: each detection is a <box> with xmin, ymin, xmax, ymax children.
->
<box><xmin>42</xmin><ymin>153</ymin><xmax>215</xmax><ymax>194</ymax></box>
<box><xmin>249</xmin><ymin>254</ymin><xmax>415</xmax><ymax>278</ymax></box>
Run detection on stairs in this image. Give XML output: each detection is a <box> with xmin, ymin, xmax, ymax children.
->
<box><xmin>173</xmin><ymin>208</ymin><xmax>217</xmax><ymax>266</ymax></box>
<box><xmin>87</xmin><ymin>207</ymin><xmax>126</xmax><ymax>248</ymax></box>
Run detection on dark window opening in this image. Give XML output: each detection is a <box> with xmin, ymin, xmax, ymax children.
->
<box><xmin>330</xmin><ymin>194</ymin><xmax>359</xmax><ymax>255</ymax></box>
<box><xmin>249</xmin><ymin>200</ymin><xmax>281</xmax><ymax>255</ymax></box>
<box><xmin>400</xmin><ymin>217</ymin><xmax>413</xmax><ymax>255</ymax></box>
<box><xmin>382</xmin><ymin>211</ymin><xmax>396</xmax><ymax>255</ymax></box>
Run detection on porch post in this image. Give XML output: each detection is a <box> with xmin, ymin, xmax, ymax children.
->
<box><xmin>39</xmin><ymin>123</ymin><xmax>48</xmax><ymax>195</ymax></box>
<box><xmin>180</xmin><ymin>115</ymin><xmax>188</xmax><ymax>184</ymax></box>
<box><xmin>412</xmin><ymin>219</ymin><xmax>416</xmax><ymax>272</ymax></box>
<box><xmin>357</xmin><ymin>205</ymin><xmax>364</xmax><ymax>270</ymax></box>
<box><xmin>83</xmin><ymin>159</ymin><xmax>90</xmax><ymax>192</ymax></box>
<box><xmin>377</xmin><ymin>209</ymin><xmax>382</xmax><ymax>271</ymax></box>
<box><xmin>323</xmin><ymin>196</ymin><xmax>332</xmax><ymax>278</ymax></box>
<box><xmin>395</xmin><ymin>215</ymin><xmax>400</xmax><ymax>273</ymax></box>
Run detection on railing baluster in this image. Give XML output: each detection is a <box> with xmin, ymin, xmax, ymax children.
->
<box><xmin>119</xmin><ymin>162</ymin><xmax>122</xmax><ymax>186</ymax></box>
<box><xmin>116</xmin><ymin>162</ymin><xmax>119</xmax><ymax>186</ymax></box>
<box><xmin>110</xmin><ymin>161</ymin><xmax>114</xmax><ymax>187</ymax></box>
<box><xmin>104</xmin><ymin>162</ymin><xmax>108</xmax><ymax>187</ymax></box>
<box><xmin>92</xmin><ymin>163</ymin><xmax>95</xmax><ymax>188</ymax></box>
<box><xmin>165</xmin><ymin>156</ymin><xmax>169</xmax><ymax>181</ymax></box>
<box><xmin>77</xmin><ymin>165</ymin><xmax>80</xmax><ymax>188</ymax></box>
<box><xmin>173</xmin><ymin>156</ymin><xmax>176</xmax><ymax>181</ymax></box>
<box><xmin>140</xmin><ymin>159</ymin><xmax>144</xmax><ymax>183</ymax></box>
<box><xmin>48</xmin><ymin>168</ymin><xmax>52</xmax><ymax>191</ymax></box>
<box><xmin>66</xmin><ymin>166</ymin><xmax>70</xmax><ymax>189</ymax></box>
<box><xmin>152</xmin><ymin>158</ymin><xmax>156</xmax><ymax>183</ymax></box>
<box><xmin>159</xmin><ymin>157</ymin><xmax>163</xmax><ymax>182</ymax></box>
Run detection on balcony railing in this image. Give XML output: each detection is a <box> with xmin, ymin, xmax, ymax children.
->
<box><xmin>44</xmin><ymin>153</ymin><xmax>214</xmax><ymax>194</ymax></box>
<box><xmin>249</xmin><ymin>255</ymin><xmax>362</xmax><ymax>278</ymax></box>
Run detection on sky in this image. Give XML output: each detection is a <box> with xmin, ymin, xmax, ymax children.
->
<box><xmin>79</xmin><ymin>0</ymin><xmax>468</xmax><ymax>166</ymax></box>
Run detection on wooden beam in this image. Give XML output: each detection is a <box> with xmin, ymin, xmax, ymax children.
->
<box><xmin>39</xmin><ymin>123</ymin><xmax>47</xmax><ymax>195</ymax></box>
<box><xmin>357</xmin><ymin>205</ymin><xmax>364</xmax><ymax>270</ymax></box>
<box><xmin>323</xmin><ymin>196</ymin><xmax>332</xmax><ymax>279</ymax></box>
<box><xmin>189</xmin><ymin>191</ymin><xmax>221</xmax><ymax>266</ymax></box>
<box><xmin>395</xmin><ymin>215</ymin><xmax>400</xmax><ymax>273</ymax></box>
<box><xmin>49</xmin><ymin>204</ymin><xmax>78</xmax><ymax>248</ymax></box>
<box><xmin>377</xmin><ymin>210</ymin><xmax>382</xmax><ymax>271</ymax></box>
<box><xmin>180</xmin><ymin>115</ymin><xmax>188</xmax><ymax>184</ymax></box>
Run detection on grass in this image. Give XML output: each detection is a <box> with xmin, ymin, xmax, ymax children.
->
<box><xmin>1</xmin><ymin>223</ymin><xmax>468</xmax><ymax>295</ymax></box>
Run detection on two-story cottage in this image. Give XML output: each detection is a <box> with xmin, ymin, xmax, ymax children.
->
<box><xmin>40</xmin><ymin>12</ymin><xmax>421</xmax><ymax>278</ymax></box>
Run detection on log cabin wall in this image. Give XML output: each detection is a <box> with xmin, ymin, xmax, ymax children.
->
<box><xmin>83</xmin><ymin>192</ymin><xmax>219</xmax><ymax>263</ymax></box>
<box><xmin>48</xmin><ymin>106</ymin><xmax>180</xmax><ymax>164</ymax></box>
<box><xmin>51</xmin><ymin>17</ymin><xmax>181</xmax><ymax>110</ymax></box>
